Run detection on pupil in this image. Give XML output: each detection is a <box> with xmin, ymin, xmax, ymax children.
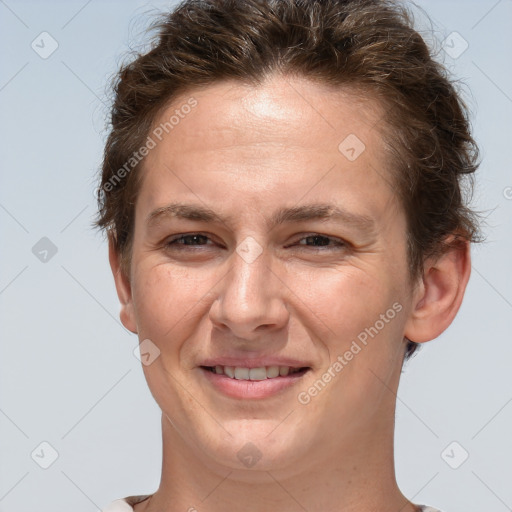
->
<box><xmin>308</xmin><ymin>236</ymin><xmax>328</xmax><ymax>246</ymax></box>
<box><xmin>185</xmin><ymin>235</ymin><xmax>206</xmax><ymax>245</ymax></box>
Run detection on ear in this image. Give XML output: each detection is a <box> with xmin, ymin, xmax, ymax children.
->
<box><xmin>108</xmin><ymin>237</ymin><xmax>138</xmax><ymax>334</ymax></box>
<box><xmin>404</xmin><ymin>237</ymin><xmax>471</xmax><ymax>343</ymax></box>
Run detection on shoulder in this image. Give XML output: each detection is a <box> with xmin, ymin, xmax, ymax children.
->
<box><xmin>102</xmin><ymin>496</ymin><xmax>151</xmax><ymax>512</ymax></box>
<box><xmin>101</xmin><ymin>500</ymin><xmax>133</xmax><ymax>512</ymax></box>
<box><xmin>102</xmin><ymin>498</ymin><xmax>442</xmax><ymax>512</ymax></box>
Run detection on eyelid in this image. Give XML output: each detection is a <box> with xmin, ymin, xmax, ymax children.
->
<box><xmin>291</xmin><ymin>233</ymin><xmax>347</xmax><ymax>248</ymax></box>
<box><xmin>165</xmin><ymin>232</ymin><xmax>218</xmax><ymax>247</ymax></box>
<box><xmin>164</xmin><ymin>232</ymin><xmax>347</xmax><ymax>249</ymax></box>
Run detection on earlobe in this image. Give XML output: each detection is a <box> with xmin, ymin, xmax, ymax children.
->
<box><xmin>108</xmin><ymin>237</ymin><xmax>138</xmax><ymax>334</ymax></box>
<box><xmin>404</xmin><ymin>238</ymin><xmax>471</xmax><ymax>344</ymax></box>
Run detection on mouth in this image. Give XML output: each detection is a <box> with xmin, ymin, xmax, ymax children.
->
<box><xmin>199</xmin><ymin>364</ymin><xmax>311</xmax><ymax>399</ymax></box>
<box><xmin>201</xmin><ymin>365</ymin><xmax>310</xmax><ymax>380</ymax></box>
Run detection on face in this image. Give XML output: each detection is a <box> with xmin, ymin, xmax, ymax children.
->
<box><xmin>115</xmin><ymin>75</ymin><xmax>418</xmax><ymax>474</ymax></box>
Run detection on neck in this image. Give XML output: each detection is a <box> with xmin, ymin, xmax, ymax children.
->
<box><xmin>140</xmin><ymin>403</ymin><xmax>416</xmax><ymax>512</ymax></box>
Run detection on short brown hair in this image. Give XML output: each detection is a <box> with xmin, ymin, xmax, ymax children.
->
<box><xmin>95</xmin><ymin>0</ymin><xmax>481</xmax><ymax>359</ymax></box>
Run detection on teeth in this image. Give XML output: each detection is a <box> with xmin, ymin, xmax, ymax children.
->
<box><xmin>266</xmin><ymin>366</ymin><xmax>280</xmax><ymax>378</ymax></box>
<box><xmin>234</xmin><ymin>367</ymin><xmax>250</xmax><ymax>380</ymax></box>
<box><xmin>249</xmin><ymin>367</ymin><xmax>267</xmax><ymax>380</ymax></box>
<box><xmin>208</xmin><ymin>365</ymin><xmax>303</xmax><ymax>380</ymax></box>
<box><xmin>279</xmin><ymin>366</ymin><xmax>290</xmax><ymax>376</ymax></box>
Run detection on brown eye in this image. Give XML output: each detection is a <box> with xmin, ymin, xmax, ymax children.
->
<box><xmin>173</xmin><ymin>234</ymin><xmax>209</xmax><ymax>245</ymax></box>
<box><xmin>166</xmin><ymin>233</ymin><xmax>214</xmax><ymax>248</ymax></box>
<box><xmin>296</xmin><ymin>235</ymin><xmax>345</xmax><ymax>249</ymax></box>
<box><xmin>300</xmin><ymin>235</ymin><xmax>330</xmax><ymax>247</ymax></box>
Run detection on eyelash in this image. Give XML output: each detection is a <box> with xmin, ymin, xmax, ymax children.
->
<box><xmin>165</xmin><ymin>233</ymin><xmax>346</xmax><ymax>250</ymax></box>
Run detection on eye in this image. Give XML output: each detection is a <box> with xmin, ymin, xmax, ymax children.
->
<box><xmin>163</xmin><ymin>233</ymin><xmax>346</xmax><ymax>252</ymax></box>
<box><xmin>166</xmin><ymin>233</ymin><xmax>214</xmax><ymax>248</ymax></box>
<box><xmin>294</xmin><ymin>234</ymin><xmax>346</xmax><ymax>249</ymax></box>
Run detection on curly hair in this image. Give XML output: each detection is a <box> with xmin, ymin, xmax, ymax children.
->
<box><xmin>95</xmin><ymin>0</ymin><xmax>481</xmax><ymax>359</ymax></box>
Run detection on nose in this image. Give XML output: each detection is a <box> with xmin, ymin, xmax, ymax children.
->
<box><xmin>208</xmin><ymin>238</ymin><xmax>289</xmax><ymax>340</ymax></box>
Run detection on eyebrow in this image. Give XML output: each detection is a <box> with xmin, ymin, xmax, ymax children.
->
<box><xmin>146</xmin><ymin>202</ymin><xmax>376</xmax><ymax>232</ymax></box>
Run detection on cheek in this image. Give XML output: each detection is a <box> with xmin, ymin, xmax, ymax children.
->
<box><xmin>301</xmin><ymin>270</ymin><xmax>407</xmax><ymax>425</ymax></box>
<box><xmin>304</xmin><ymin>265</ymin><xmax>403</xmax><ymax>347</ymax></box>
<box><xmin>131</xmin><ymin>262</ymin><xmax>214</xmax><ymax>344</ymax></box>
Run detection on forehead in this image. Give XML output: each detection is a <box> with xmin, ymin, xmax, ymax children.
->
<box><xmin>152</xmin><ymin>74</ymin><xmax>386</xmax><ymax>158</ymax></box>
<box><xmin>139</xmin><ymin>74</ymin><xmax>397</xmax><ymax>220</ymax></box>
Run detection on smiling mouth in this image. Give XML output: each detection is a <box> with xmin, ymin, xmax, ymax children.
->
<box><xmin>201</xmin><ymin>365</ymin><xmax>310</xmax><ymax>380</ymax></box>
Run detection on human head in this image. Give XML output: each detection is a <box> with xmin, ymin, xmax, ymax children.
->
<box><xmin>96</xmin><ymin>0</ymin><xmax>480</xmax><ymax>361</ymax></box>
<box><xmin>95</xmin><ymin>1</ymin><xmax>480</xmax><ymax>493</ymax></box>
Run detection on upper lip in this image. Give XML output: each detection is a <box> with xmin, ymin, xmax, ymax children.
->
<box><xmin>199</xmin><ymin>357</ymin><xmax>311</xmax><ymax>369</ymax></box>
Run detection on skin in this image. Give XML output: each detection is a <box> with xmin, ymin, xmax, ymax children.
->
<box><xmin>110</xmin><ymin>74</ymin><xmax>471</xmax><ymax>512</ymax></box>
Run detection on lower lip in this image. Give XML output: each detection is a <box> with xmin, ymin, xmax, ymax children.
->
<box><xmin>200</xmin><ymin>367</ymin><xmax>309</xmax><ymax>399</ymax></box>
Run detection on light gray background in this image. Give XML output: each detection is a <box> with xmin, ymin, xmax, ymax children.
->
<box><xmin>1</xmin><ymin>1</ymin><xmax>511</xmax><ymax>511</ymax></box>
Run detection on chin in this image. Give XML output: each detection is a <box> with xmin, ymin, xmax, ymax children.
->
<box><xmin>192</xmin><ymin>419</ymin><xmax>314</xmax><ymax>476</ymax></box>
